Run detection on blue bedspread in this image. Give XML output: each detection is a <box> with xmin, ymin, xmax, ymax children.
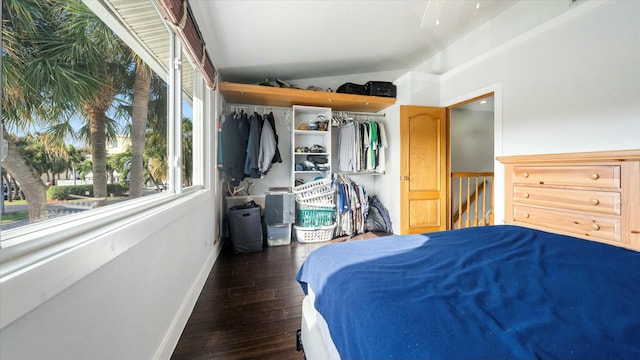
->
<box><xmin>296</xmin><ymin>225</ymin><xmax>640</xmax><ymax>359</ymax></box>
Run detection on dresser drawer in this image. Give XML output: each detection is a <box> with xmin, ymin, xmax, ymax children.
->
<box><xmin>513</xmin><ymin>205</ymin><xmax>621</xmax><ymax>243</ymax></box>
<box><xmin>512</xmin><ymin>165</ymin><xmax>620</xmax><ymax>189</ymax></box>
<box><xmin>513</xmin><ymin>186</ymin><xmax>620</xmax><ymax>215</ymax></box>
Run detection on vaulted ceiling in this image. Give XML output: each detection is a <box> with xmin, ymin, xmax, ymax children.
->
<box><xmin>189</xmin><ymin>0</ymin><xmax>577</xmax><ymax>84</ymax></box>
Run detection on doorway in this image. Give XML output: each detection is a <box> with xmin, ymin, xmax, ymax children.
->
<box><xmin>448</xmin><ymin>94</ymin><xmax>495</xmax><ymax>229</ymax></box>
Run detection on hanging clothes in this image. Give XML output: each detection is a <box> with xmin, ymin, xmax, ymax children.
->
<box><xmin>258</xmin><ymin>114</ymin><xmax>277</xmax><ymax>175</ymax></box>
<box><xmin>336</xmin><ymin>119</ymin><xmax>387</xmax><ymax>174</ymax></box>
<box><xmin>333</xmin><ymin>175</ymin><xmax>368</xmax><ymax>237</ymax></box>
<box><xmin>220</xmin><ymin>107</ymin><xmax>284</xmax><ymax>185</ymax></box>
<box><xmin>377</xmin><ymin>121</ymin><xmax>388</xmax><ymax>173</ymax></box>
<box><xmin>338</xmin><ymin>123</ymin><xmax>357</xmax><ymax>172</ymax></box>
<box><xmin>221</xmin><ymin>111</ymin><xmax>250</xmax><ymax>186</ymax></box>
<box><xmin>265</xmin><ymin>112</ymin><xmax>282</xmax><ymax>165</ymax></box>
<box><xmin>244</xmin><ymin>112</ymin><xmax>264</xmax><ymax>179</ymax></box>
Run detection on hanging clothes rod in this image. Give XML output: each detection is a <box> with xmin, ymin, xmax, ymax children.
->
<box><xmin>334</xmin><ymin>111</ymin><xmax>386</xmax><ymax>118</ymax></box>
<box><xmin>225</xmin><ymin>103</ymin><xmax>292</xmax><ymax>111</ymax></box>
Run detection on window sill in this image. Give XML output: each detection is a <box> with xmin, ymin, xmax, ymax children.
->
<box><xmin>0</xmin><ymin>187</ymin><xmax>207</xmax><ymax>329</ymax></box>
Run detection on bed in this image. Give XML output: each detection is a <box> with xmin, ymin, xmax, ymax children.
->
<box><xmin>296</xmin><ymin>150</ymin><xmax>640</xmax><ymax>360</ymax></box>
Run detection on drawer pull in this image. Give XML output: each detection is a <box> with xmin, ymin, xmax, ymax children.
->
<box><xmin>590</xmin><ymin>173</ymin><xmax>600</xmax><ymax>180</ymax></box>
<box><xmin>523</xmin><ymin>213</ymin><xmax>530</xmax><ymax>218</ymax></box>
<box><xmin>590</xmin><ymin>198</ymin><xmax>600</xmax><ymax>205</ymax></box>
<box><xmin>523</xmin><ymin>193</ymin><xmax>530</xmax><ymax>198</ymax></box>
<box><xmin>522</xmin><ymin>172</ymin><xmax>529</xmax><ymax>178</ymax></box>
<box><xmin>591</xmin><ymin>223</ymin><xmax>600</xmax><ymax>231</ymax></box>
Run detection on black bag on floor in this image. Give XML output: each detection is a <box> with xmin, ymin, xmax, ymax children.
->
<box><xmin>229</xmin><ymin>201</ymin><xmax>263</xmax><ymax>253</ymax></box>
<box><xmin>365</xmin><ymin>196</ymin><xmax>393</xmax><ymax>233</ymax></box>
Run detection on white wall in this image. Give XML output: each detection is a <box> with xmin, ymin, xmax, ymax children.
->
<box><xmin>438</xmin><ymin>0</ymin><xmax>640</xmax><ymax>224</ymax></box>
<box><xmin>441</xmin><ymin>0</ymin><xmax>640</xmax><ymax>155</ymax></box>
<box><xmin>375</xmin><ymin>71</ymin><xmax>441</xmax><ymax>234</ymax></box>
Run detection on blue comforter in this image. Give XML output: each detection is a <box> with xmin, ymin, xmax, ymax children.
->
<box><xmin>296</xmin><ymin>225</ymin><xmax>640</xmax><ymax>359</ymax></box>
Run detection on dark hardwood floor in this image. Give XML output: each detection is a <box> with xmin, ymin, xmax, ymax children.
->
<box><xmin>171</xmin><ymin>240</ymin><xmax>325</xmax><ymax>360</ymax></box>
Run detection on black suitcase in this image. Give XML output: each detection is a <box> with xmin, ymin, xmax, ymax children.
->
<box><xmin>365</xmin><ymin>81</ymin><xmax>397</xmax><ymax>98</ymax></box>
<box><xmin>337</xmin><ymin>82</ymin><xmax>367</xmax><ymax>95</ymax></box>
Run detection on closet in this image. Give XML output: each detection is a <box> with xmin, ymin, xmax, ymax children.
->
<box><xmin>219</xmin><ymin>82</ymin><xmax>396</xmax><ymax>239</ymax></box>
<box><xmin>219</xmin><ymin>82</ymin><xmax>395</xmax><ymax>188</ymax></box>
<box><xmin>332</xmin><ymin>112</ymin><xmax>388</xmax><ymax>175</ymax></box>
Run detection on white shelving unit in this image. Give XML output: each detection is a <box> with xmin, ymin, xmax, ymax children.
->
<box><xmin>291</xmin><ymin>105</ymin><xmax>332</xmax><ymax>188</ymax></box>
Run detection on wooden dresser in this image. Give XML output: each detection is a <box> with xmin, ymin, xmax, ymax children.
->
<box><xmin>497</xmin><ymin>150</ymin><xmax>640</xmax><ymax>251</ymax></box>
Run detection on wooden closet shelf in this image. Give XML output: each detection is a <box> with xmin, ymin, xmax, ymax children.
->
<box><xmin>219</xmin><ymin>82</ymin><xmax>396</xmax><ymax>112</ymax></box>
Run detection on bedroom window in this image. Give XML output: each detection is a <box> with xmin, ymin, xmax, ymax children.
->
<box><xmin>181</xmin><ymin>50</ymin><xmax>196</xmax><ymax>189</ymax></box>
<box><xmin>0</xmin><ymin>0</ymin><xmax>206</xmax><ymax>250</ymax></box>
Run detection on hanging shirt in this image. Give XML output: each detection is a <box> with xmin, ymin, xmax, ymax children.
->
<box><xmin>377</xmin><ymin>121</ymin><xmax>388</xmax><ymax>173</ymax></box>
<box><xmin>265</xmin><ymin>112</ymin><xmax>282</xmax><ymax>164</ymax></box>
<box><xmin>258</xmin><ymin>116</ymin><xmax>277</xmax><ymax>175</ymax></box>
<box><xmin>338</xmin><ymin>123</ymin><xmax>356</xmax><ymax>172</ymax></box>
<box><xmin>221</xmin><ymin>111</ymin><xmax>250</xmax><ymax>186</ymax></box>
<box><xmin>369</xmin><ymin>121</ymin><xmax>378</xmax><ymax>171</ymax></box>
<box><xmin>245</xmin><ymin>112</ymin><xmax>264</xmax><ymax>178</ymax></box>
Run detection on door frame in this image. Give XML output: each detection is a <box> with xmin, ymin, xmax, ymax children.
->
<box><xmin>445</xmin><ymin>92</ymin><xmax>495</xmax><ymax>229</ymax></box>
<box><xmin>441</xmin><ymin>83</ymin><xmax>504</xmax><ymax>225</ymax></box>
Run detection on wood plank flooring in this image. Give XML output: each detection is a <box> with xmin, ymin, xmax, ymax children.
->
<box><xmin>171</xmin><ymin>240</ymin><xmax>325</xmax><ymax>360</ymax></box>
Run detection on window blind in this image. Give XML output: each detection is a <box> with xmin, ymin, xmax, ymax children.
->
<box><xmin>157</xmin><ymin>0</ymin><xmax>217</xmax><ymax>90</ymax></box>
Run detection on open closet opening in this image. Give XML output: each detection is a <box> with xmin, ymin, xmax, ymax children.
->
<box><xmin>448</xmin><ymin>93</ymin><xmax>495</xmax><ymax>229</ymax></box>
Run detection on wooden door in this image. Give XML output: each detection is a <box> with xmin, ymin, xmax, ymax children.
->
<box><xmin>400</xmin><ymin>106</ymin><xmax>448</xmax><ymax>234</ymax></box>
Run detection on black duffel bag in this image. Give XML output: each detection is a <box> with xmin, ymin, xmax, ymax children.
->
<box><xmin>307</xmin><ymin>155</ymin><xmax>328</xmax><ymax>164</ymax></box>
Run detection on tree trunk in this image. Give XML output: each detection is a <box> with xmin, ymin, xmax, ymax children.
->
<box><xmin>145</xmin><ymin>164</ymin><xmax>162</xmax><ymax>191</ymax></box>
<box><xmin>2</xmin><ymin>173</ymin><xmax>10</xmax><ymax>202</ymax></box>
<box><xmin>85</xmin><ymin>104</ymin><xmax>109</xmax><ymax>207</ymax></box>
<box><xmin>129</xmin><ymin>63</ymin><xmax>151</xmax><ymax>198</ymax></box>
<box><xmin>12</xmin><ymin>177</ymin><xmax>21</xmax><ymax>200</ymax></box>
<box><xmin>1</xmin><ymin>137</ymin><xmax>48</xmax><ymax>222</ymax></box>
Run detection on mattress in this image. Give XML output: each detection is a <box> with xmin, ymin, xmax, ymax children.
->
<box><xmin>300</xmin><ymin>286</ymin><xmax>340</xmax><ymax>360</ymax></box>
<box><xmin>296</xmin><ymin>225</ymin><xmax>640</xmax><ymax>359</ymax></box>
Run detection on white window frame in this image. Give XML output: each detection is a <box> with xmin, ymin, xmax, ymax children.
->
<box><xmin>0</xmin><ymin>0</ymin><xmax>212</xmax><ymax>329</ymax></box>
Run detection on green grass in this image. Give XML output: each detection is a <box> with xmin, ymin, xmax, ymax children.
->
<box><xmin>1</xmin><ymin>211</ymin><xmax>29</xmax><ymax>224</ymax></box>
<box><xmin>4</xmin><ymin>199</ymin><xmax>27</xmax><ymax>206</ymax></box>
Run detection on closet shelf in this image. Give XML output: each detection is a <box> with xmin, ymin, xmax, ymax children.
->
<box><xmin>220</xmin><ymin>82</ymin><xmax>396</xmax><ymax>112</ymax></box>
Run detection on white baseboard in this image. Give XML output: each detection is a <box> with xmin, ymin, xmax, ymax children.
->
<box><xmin>154</xmin><ymin>241</ymin><xmax>223</xmax><ymax>360</ymax></box>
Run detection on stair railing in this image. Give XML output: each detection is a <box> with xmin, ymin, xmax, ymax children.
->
<box><xmin>451</xmin><ymin>172</ymin><xmax>494</xmax><ymax>229</ymax></box>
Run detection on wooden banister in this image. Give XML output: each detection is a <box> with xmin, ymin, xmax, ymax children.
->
<box><xmin>451</xmin><ymin>172</ymin><xmax>494</xmax><ymax>229</ymax></box>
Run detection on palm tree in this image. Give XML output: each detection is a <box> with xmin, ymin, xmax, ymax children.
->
<box><xmin>52</xmin><ymin>1</ymin><xmax>132</xmax><ymax>205</ymax></box>
<box><xmin>126</xmin><ymin>61</ymin><xmax>152</xmax><ymax>198</ymax></box>
<box><xmin>182</xmin><ymin>117</ymin><xmax>193</xmax><ymax>187</ymax></box>
<box><xmin>2</xmin><ymin>0</ymin><xmax>54</xmax><ymax>221</ymax></box>
<box><xmin>76</xmin><ymin>160</ymin><xmax>93</xmax><ymax>181</ymax></box>
<box><xmin>141</xmin><ymin>74</ymin><xmax>169</xmax><ymax>192</ymax></box>
<box><xmin>64</xmin><ymin>144</ymin><xmax>86</xmax><ymax>184</ymax></box>
<box><xmin>3</xmin><ymin>0</ymin><xmax>133</xmax><ymax>215</ymax></box>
